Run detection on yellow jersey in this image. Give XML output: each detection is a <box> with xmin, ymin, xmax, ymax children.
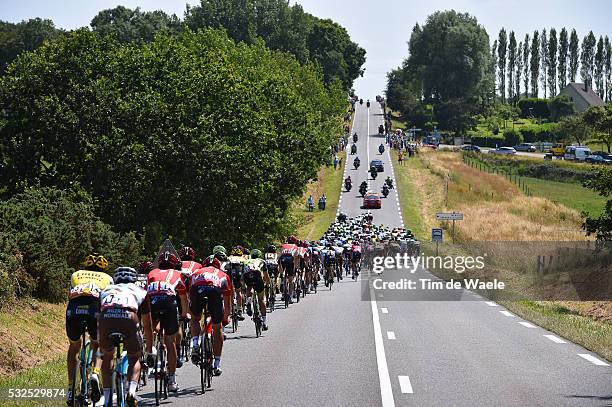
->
<box><xmin>69</xmin><ymin>269</ymin><xmax>114</xmax><ymax>300</ymax></box>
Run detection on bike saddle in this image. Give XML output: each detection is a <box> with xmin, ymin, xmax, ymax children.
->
<box><xmin>108</xmin><ymin>332</ymin><xmax>126</xmax><ymax>346</ymax></box>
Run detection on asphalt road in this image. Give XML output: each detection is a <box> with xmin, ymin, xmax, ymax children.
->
<box><xmin>135</xmin><ymin>102</ymin><xmax>612</xmax><ymax>407</ymax></box>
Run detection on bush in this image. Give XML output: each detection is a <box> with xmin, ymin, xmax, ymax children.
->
<box><xmin>518</xmin><ymin>98</ymin><xmax>550</xmax><ymax>118</ymax></box>
<box><xmin>0</xmin><ymin>187</ymin><xmax>142</xmax><ymax>302</ymax></box>
<box><xmin>549</xmin><ymin>95</ymin><xmax>575</xmax><ymax>122</ymax></box>
<box><xmin>503</xmin><ymin>129</ymin><xmax>523</xmax><ymax>146</ymax></box>
<box><xmin>468</xmin><ymin>130</ymin><xmax>504</xmax><ymax>147</ymax></box>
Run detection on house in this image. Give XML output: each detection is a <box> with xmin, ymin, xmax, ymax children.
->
<box><xmin>559</xmin><ymin>83</ymin><xmax>605</xmax><ymax>113</ymax></box>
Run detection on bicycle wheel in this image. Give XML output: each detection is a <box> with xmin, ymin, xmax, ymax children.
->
<box><xmin>199</xmin><ymin>335</ymin><xmax>206</xmax><ymax>393</ymax></box>
<box><xmin>154</xmin><ymin>338</ymin><xmax>161</xmax><ymax>405</ymax></box>
<box><xmin>115</xmin><ymin>370</ymin><xmax>125</xmax><ymax>407</ymax></box>
<box><xmin>283</xmin><ymin>279</ymin><xmax>289</xmax><ymax>308</ymax></box>
<box><xmin>204</xmin><ymin>334</ymin><xmax>213</xmax><ymax>388</ymax></box>
<box><xmin>301</xmin><ymin>279</ymin><xmax>306</xmax><ymax>298</ymax></box>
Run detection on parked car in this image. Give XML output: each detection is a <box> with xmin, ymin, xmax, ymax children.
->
<box><xmin>363</xmin><ymin>193</ymin><xmax>382</xmax><ymax>209</ymax></box>
<box><xmin>370</xmin><ymin>159</ymin><xmax>385</xmax><ymax>172</ymax></box>
<box><xmin>514</xmin><ymin>143</ymin><xmax>537</xmax><ymax>152</ymax></box>
<box><xmin>586</xmin><ymin>153</ymin><xmax>612</xmax><ymax>164</ymax></box>
<box><xmin>488</xmin><ymin>147</ymin><xmax>516</xmax><ymax>155</ymax></box>
<box><xmin>461</xmin><ymin>145</ymin><xmax>481</xmax><ymax>152</ymax></box>
<box><xmin>564</xmin><ymin>146</ymin><xmax>591</xmax><ymax>161</ymax></box>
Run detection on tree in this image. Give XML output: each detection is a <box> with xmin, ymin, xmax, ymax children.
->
<box><xmin>584</xmin><ymin>105</ymin><xmax>612</xmax><ymax>152</ymax></box>
<box><xmin>498</xmin><ymin>28</ymin><xmax>508</xmax><ymax>102</ymax></box>
<box><xmin>90</xmin><ymin>6</ymin><xmax>181</xmax><ymax>43</ymax></box>
<box><xmin>530</xmin><ymin>31</ymin><xmax>540</xmax><ymax>97</ymax></box>
<box><xmin>583</xmin><ymin>166</ymin><xmax>612</xmax><ymax>240</ymax></box>
<box><xmin>540</xmin><ymin>29</ymin><xmax>548</xmax><ymax>98</ymax></box>
<box><xmin>0</xmin><ymin>18</ymin><xmax>61</xmax><ymax>72</ymax></box>
<box><xmin>507</xmin><ymin>31</ymin><xmax>516</xmax><ymax>101</ymax></box>
<box><xmin>605</xmin><ymin>36</ymin><xmax>612</xmax><ymax>102</ymax></box>
<box><xmin>547</xmin><ymin>28</ymin><xmax>557</xmax><ymax>97</ymax></box>
<box><xmin>491</xmin><ymin>39</ymin><xmax>498</xmax><ymax>98</ymax></box>
<box><xmin>515</xmin><ymin>41</ymin><xmax>523</xmax><ymax>100</ymax></box>
<box><xmin>594</xmin><ymin>36</ymin><xmax>605</xmax><ymax>99</ymax></box>
<box><xmin>569</xmin><ymin>28</ymin><xmax>579</xmax><ymax>82</ymax></box>
<box><xmin>558</xmin><ymin>27</ymin><xmax>569</xmax><ymax>91</ymax></box>
<box><xmin>557</xmin><ymin>115</ymin><xmax>590</xmax><ymax>145</ymax></box>
<box><xmin>523</xmin><ymin>33</ymin><xmax>530</xmax><ymax>97</ymax></box>
<box><xmin>549</xmin><ymin>94</ymin><xmax>575</xmax><ymax>122</ymax></box>
<box><xmin>580</xmin><ymin>31</ymin><xmax>596</xmax><ymax>89</ymax></box>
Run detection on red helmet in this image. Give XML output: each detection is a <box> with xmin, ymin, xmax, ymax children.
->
<box><xmin>202</xmin><ymin>255</ymin><xmax>221</xmax><ymax>269</ymax></box>
<box><xmin>179</xmin><ymin>246</ymin><xmax>196</xmax><ymax>261</ymax></box>
<box><xmin>287</xmin><ymin>235</ymin><xmax>298</xmax><ymax>244</ymax></box>
<box><xmin>157</xmin><ymin>251</ymin><xmax>181</xmax><ymax>269</ymax></box>
<box><xmin>138</xmin><ymin>261</ymin><xmax>154</xmax><ymax>274</ymax></box>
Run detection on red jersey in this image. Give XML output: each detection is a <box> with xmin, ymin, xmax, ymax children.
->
<box><xmin>297</xmin><ymin>247</ymin><xmax>309</xmax><ymax>258</ymax></box>
<box><xmin>280</xmin><ymin>243</ymin><xmax>298</xmax><ymax>256</ymax></box>
<box><xmin>351</xmin><ymin>244</ymin><xmax>362</xmax><ymax>253</ymax></box>
<box><xmin>190</xmin><ymin>266</ymin><xmax>233</xmax><ymax>296</ymax></box>
<box><xmin>181</xmin><ymin>260</ymin><xmax>202</xmax><ymax>275</ymax></box>
<box><xmin>147</xmin><ymin>268</ymin><xmax>187</xmax><ymax>297</ymax></box>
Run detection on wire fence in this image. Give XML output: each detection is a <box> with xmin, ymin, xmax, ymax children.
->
<box><xmin>461</xmin><ymin>153</ymin><xmax>534</xmax><ymax>197</ymax></box>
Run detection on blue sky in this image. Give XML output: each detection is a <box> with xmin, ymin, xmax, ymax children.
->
<box><xmin>2</xmin><ymin>0</ymin><xmax>611</xmax><ymax>97</ymax></box>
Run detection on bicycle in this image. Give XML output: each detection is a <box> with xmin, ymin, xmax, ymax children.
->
<box><xmin>107</xmin><ymin>332</ymin><xmax>129</xmax><ymax>407</ymax></box>
<box><xmin>154</xmin><ymin>325</ymin><xmax>168</xmax><ymax>405</ymax></box>
<box><xmin>71</xmin><ymin>320</ymin><xmax>93</xmax><ymax>407</ymax></box>
<box><xmin>197</xmin><ymin>298</ymin><xmax>214</xmax><ymax>393</ymax></box>
<box><xmin>294</xmin><ymin>273</ymin><xmax>301</xmax><ymax>303</ymax></box>
<box><xmin>252</xmin><ymin>290</ymin><xmax>263</xmax><ymax>338</ymax></box>
<box><xmin>282</xmin><ymin>272</ymin><xmax>289</xmax><ymax>309</ymax></box>
<box><xmin>266</xmin><ymin>283</ymin><xmax>275</xmax><ymax>312</ymax></box>
<box><xmin>179</xmin><ymin>317</ymin><xmax>192</xmax><ymax>365</ymax></box>
<box><xmin>230</xmin><ymin>291</ymin><xmax>239</xmax><ymax>333</ymax></box>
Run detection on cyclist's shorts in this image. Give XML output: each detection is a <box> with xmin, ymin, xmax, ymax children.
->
<box><xmin>228</xmin><ymin>264</ymin><xmax>243</xmax><ymax>289</ymax></box>
<box><xmin>66</xmin><ymin>296</ymin><xmax>100</xmax><ymax>342</ymax></box>
<box><xmin>150</xmin><ymin>294</ymin><xmax>179</xmax><ymax>336</ymax></box>
<box><xmin>352</xmin><ymin>252</ymin><xmax>362</xmax><ymax>262</ymax></box>
<box><xmin>265</xmin><ymin>261</ymin><xmax>278</xmax><ymax>278</ymax></box>
<box><xmin>242</xmin><ymin>270</ymin><xmax>265</xmax><ymax>294</ymax></box>
<box><xmin>189</xmin><ymin>285</ymin><xmax>223</xmax><ymax>325</ymax></box>
<box><xmin>98</xmin><ymin>309</ymin><xmax>142</xmax><ymax>354</ymax></box>
<box><xmin>279</xmin><ymin>254</ymin><xmax>295</xmax><ymax>277</ymax></box>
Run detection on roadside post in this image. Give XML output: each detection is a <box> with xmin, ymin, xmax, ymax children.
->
<box><xmin>435</xmin><ymin>212</ymin><xmax>464</xmax><ymax>243</ymax></box>
<box><xmin>432</xmin><ymin>228</ymin><xmax>443</xmax><ymax>255</ymax></box>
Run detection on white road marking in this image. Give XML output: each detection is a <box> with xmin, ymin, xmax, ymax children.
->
<box><xmin>381</xmin><ymin>307</ymin><xmax>389</xmax><ymax>314</ymax></box>
<box><xmin>387</xmin><ymin>331</ymin><xmax>396</xmax><ymax>340</ymax></box>
<box><xmin>578</xmin><ymin>354</ymin><xmax>610</xmax><ymax>366</ymax></box>
<box><xmin>518</xmin><ymin>321</ymin><xmax>536</xmax><ymax>328</ymax></box>
<box><xmin>370</xmin><ymin>299</ymin><xmax>396</xmax><ymax>407</ymax></box>
<box><xmin>544</xmin><ymin>334</ymin><xmax>567</xmax><ymax>344</ymax></box>
<box><xmin>398</xmin><ymin>376</ymin><xmax>414</xmax><ymax>394</ymax></box>
<box><xmin>499</xmin><ymin>311</ymin><xmax>514</xmax><ymax>317</ymax></box>
<box><xmin>485</xmin><ymin>301</ymin><xmax>498</xmax><ymax>307</ymax></box>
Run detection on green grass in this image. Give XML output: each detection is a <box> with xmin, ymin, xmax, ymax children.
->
<box><xmin>0</xmin><ymin>358</ymin><xmax>66</xmax><ymax>406</ymax></box>
<box><xmin>501</xmin><ymin>301</ymin><xmax>612</xmax><ymax>362</ymax></box>
<box><xmin>292</xmin><ymin>151</ymin><xmax>345</xmax><ymax>241</ymax></box>
<box><xmin>522</xmin><ymin>177</ymin><xmax>606</xmax><ymax>217</ymax></box>
<box><xmin>386</xmin><ymin>109</ymin><xmax>406</xmax><ymax>130</ymax></box>
<box><xmin>391</xmin><ymin>150</ymin><xmax>427</xmax><ymax>240</ymax></box>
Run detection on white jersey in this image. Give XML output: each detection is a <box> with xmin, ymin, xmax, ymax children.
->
<box><xmin>100</xmin><ymin>283</ymin><xmax>147</xmax><ymax>312</ymax></box>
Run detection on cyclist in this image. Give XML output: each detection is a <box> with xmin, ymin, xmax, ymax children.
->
<box><xmin>65</xmin><ymin>254</ymin><xmax>113</xmax><ymax>406</ymax></box>
<box><xmin>264</xmin><ymin>244</ymin><xmax>278</xmax><ymax>296</ymax></box>
<box><xmin>226</xmin><ymin>247</ymin><xmax>247</xmax><ymax>320</ymax></box>
<box><xmin>332</xmin><ymin>242</ymin><xmax>344</xmax><ymax>280</ymax></box>
<box><xmin>189</xmin><ymin>255</ymin><xmax>232</xmax><ymax>376</ymax></box>
<box><xmin>145</xmin><ymin>251</ymin><xmax>188</xmax><ymax>393</ymax></box>
<box><xmin>321</xmin><ymin>244</ymin><xmax>337</xmax><ymax>286</ymax></box>
<box><xmin>350</xmin><ymin>241</ymin><xmax>362</xmax><ymax>279</ymax></box>
<box><xmin>244</xmin><ymin>249</ymin><xmax>270</xmax><ymax>330</ymax></box>
<box><xmin>99</xmin><ymin>267</ymin><xmax>152</xmax><ymax>407</ymax></box>
<box><xmin>278</xmin><ymin>237</ymin><xmax>299</xmax><ymax>303</ymax></box>
<box><xmin>178</xmin><ymin>246</ymin><xmax>200</xmax><ymax>364</ymax></box>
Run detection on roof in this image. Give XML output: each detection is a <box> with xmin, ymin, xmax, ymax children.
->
<box><xmin>561</xmin><ymin>83</ymin><xmax>605</xmax><ymax>108</ymax></box>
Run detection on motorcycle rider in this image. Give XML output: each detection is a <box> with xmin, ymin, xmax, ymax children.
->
<box><xmin>379</xmin><ymin>143</ymin><xmax>385</xmax><ymax>154</ymax></box>
<box><xmin>353</xmin><ymin>132</ymin><xmax>358</xmax><ymax>143</ymax></box>
<box><xmin>344</xmin><ymin>176</ymin><xmax>352</xmax><ymax>191</ymax></box>
<box><xmin>370</xmin><ymin>165</ymin><xmax>378</xmax><ymax>179</ymax></box>
<box><xmin>359</xmin><ymin>181</ymin><xmax>368</xmax><ymax>196</ymax></box>
<box><xmin>382</xmin><ymin>184</ymin><xmax>390</xmax><ymax>197</ymax></box>
<box><xmin>353</xmin><ymin>156</ymin><xmax>360</xmax><ymax>169</ymax></box>
<box><xmin>385</xmin><ymin>176</ymin><xmax>394</xmax><ymax>188</ymax></box>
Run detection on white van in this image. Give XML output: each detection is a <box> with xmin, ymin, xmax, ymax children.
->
<box><xmin>564</xmin><ymin>146</ymin><xmax>591</xmax><ymax>161</ymax></box>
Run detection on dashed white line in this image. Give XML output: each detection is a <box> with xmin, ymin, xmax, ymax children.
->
<box><xmin>543</xmin><ymin>334</ymin><xmax>566</xmax><ymax>344</ymax></box>
<box><xmin>387</xmin><ymin>331</ymin><xmax>396</xmax><ymax>340</ymax></box>
<box><xmin>398</xmin><ymin>376</ymin><xmax>414</xmax><ymax>394</ymax></box>
<box><xmin>518</xmin><ymin>321</ymin><xmax>536</xmax><ymax>328</ymax></box>
<box><xmin>381</xmin><ymin>307</ymin><xmax>389</xmax><ymax>314</ymax></box>
<box><xmin>499</xmin><ymin>311</ymin><xmax>514</xmax><ymax>317</ymax></box>
<box><xmin>485</xmin><ymin>301</ymin><xmax>498</xmax><ymax>307</ymax></box>
<box><xmin>578</xmin><ymin>354</ymin><xmax>610</xmax><ymax>366</ymax></box>
<box><xmin>370</xmin><ymin>299</ymin><xmax>396</xmax><ymax>407</ymax></box>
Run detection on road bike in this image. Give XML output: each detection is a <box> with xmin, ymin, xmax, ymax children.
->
<box><xmin>252</xmin><ymin>290</ymin><xmax>263</xmax><ymax>338</ymax></box>
<box><xmin>179</xmin><ymin>316</ymin><xmax>192</xmax><ymax>364</ymax></box>
<box><xmin>230</xmin><ymin>291</ymin><xmax>239</xmax><ymax>333</ymax></box>
<box><xmin>107</xmin><ymin>332</ymin><xmax>129</xmax><ymax>407</ymax></box>
<box><xmin>197</xmin><ymin>298</ymin><xmax>214</xmax><ymax>393</ymax></box>
<box><xmin>153</xmin><ymin>325</ymin><xmax>168</xmax><ymax>405</ymax></box>
<box><xmin>71</xmin><ymin>320</ymin><xmax>93</xmax><ymax>407</ymax></box>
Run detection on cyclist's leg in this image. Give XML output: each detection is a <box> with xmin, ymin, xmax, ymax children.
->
<box><xmin>188</xmin><ymin>288</ymin><xmax>205</xmax><ymax>361</ymax></box>
<box><xmin>124</xmin><ymin>311</ymin><xmax>145</xmax><ymax>400</ymax></box>
<box><xmin>207</xmin><ymin>288</ymin><xmax>225</xmax><ymax>375</ymax></box>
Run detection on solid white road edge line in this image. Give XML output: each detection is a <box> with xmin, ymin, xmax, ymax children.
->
<box><xmin>543</xmin><ymin>334</ymin><xmax>567</xmax><ymax>344</ymax></box>
<box><xmin>578</xmin><ymin>354</ymin><xmax>610</xmax><ymax>366</ymax></box>
<box><xmin>398</xmin><ymin>376</ymin><xmax>414</xmax><ymax>394</ymax></box>
<box><xmin>370</xmin><ymin>298</ymin><xmax>396</xmax><ymax>407</ymax></box>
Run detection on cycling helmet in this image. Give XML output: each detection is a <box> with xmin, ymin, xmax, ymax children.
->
<box><xmin>250</xmin><ymin>249</ymin><xmax>263</xmax><ymax>259</ymax></box>
<box><xmin>179</xmin><ymin>246</ymin><xmax>196</xmax><ymax>261</ymax></box>
<box><xmin>265</xmin><ymin>244</ymin><xmax>276</xmax><ymax>253</ymax></box>
<box><xmin>286</xmin><ymin>235</ymin><xmax>298</xmax><ymax>244</ymax></box>
<box><xmin>138</xmin><ymin>261</ymin><xmax>154</xmax><ymax>274</ymax></box>
<box><xmin>202</xmin><ymin>255</ymin><xmax>222</xmax><ymax>269</ymax></box>
<box><xmin>113</xmin><ymin>267</ymin><xmax>138</xmax><ymax>284</ymax></box>
<box><xmin>82</xmin><ymin>254</ymin><xmax>109</xmax><ymax>272</ymax></box>
<box><xmin>157</xmin><ymin>251</ymin><xmax>181</xmax><ymax>269</ymax></box>
<box><xmin>230</xmin><ymin>247</ymin><xmax>243</xmax><ymax>256</ymax></box>
<box><xmin>239</xmin><ymin>246</ymin><xmax>250</xmax><ymax>255</ymax></box>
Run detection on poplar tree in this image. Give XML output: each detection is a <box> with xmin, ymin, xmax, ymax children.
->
<box><xmin>507</xmin><ymin>31</ymin><xmax>517</xmax><ymax>101</ymax></box>
<box><xmin>547</xmin><ymin>28</ymin><xmax>557</xmax><ymax>97</ymax></box>
<box><xmin>540</xmin><ymin>29</ymin><xmax>548</xmax><ymax>98</ymax></box>
<box><xmin>515</xmin><ymin>41</ymin><xmax>523</xmax><ymax>100</ymax></box>
<box><xmin>595</xmin><ymin>36</ymin><xmax>605</xmax><ymax>98</ymax></box>
<box><xmin>523</xmin><ymin>33</ymin><xmax>530</xmax><ymax>97</ymax></box>
<box><xmin>498</xmin><ymin>28</ymin><xmax>507</xmax><ymax>102</ymax></box>
<box><xmin>558</xmin><ymin>28</ymin><xmax>568</xmax><ymax>91</ymax></box>
<box><xmin>530</xmin><ymin>30</ymin><xmax>540</xmax><ymax>97</ymax></box>
<box><xmin>581</xmin><ymin>31</ymin><xmax>596</xmax><ymax>89</ymax></box>
<box><xmin>569</xmin><ymin>28</ymin><xmax>579</xmax><ymax>82</ymax></box>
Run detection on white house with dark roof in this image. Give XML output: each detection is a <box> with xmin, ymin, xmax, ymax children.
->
<box><xmin>559</xmin><ymin>83</ymin><xmax>605</xmax><ymax>113</ymax></box>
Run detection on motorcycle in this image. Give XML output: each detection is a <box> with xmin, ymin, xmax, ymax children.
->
<box><xmin>353</xmin><ymin>158</ymin><xmax>361</xmax><ymax>170</ymax></box>
<box><xmin>351</xmin><ymin>144</ymin><xmax>357</xmax><ymax>155</ymax></box>
<box><xmin>359</xmin><ymin>99</ymin><xmax>363</xmax><ymax>105</ymax></box>
<box><xmin>382</xmin><ymin>185</ymin><xmax>390</xmax><ymax>198</ymax></box>
<box><xmin>359</xmin><ymin>184</ymin><xmax>367</xmax><ymax>197</ymax></box>
<box><xmin>378</xmin><ymin>124</ymin><xmax>384</xmax><ymax>135</ymax></box>
<box><xmin>353</xmin><ymin>133</ymin><xmax>358</xmax><ymax>143</ymax></box>
<box><xmin>385</xmin><ymin>178</ymin><xmax>394</xmax><ymax>189</ymax></box>
<box><xmin>379</xmin><ymin>144</ymin><xmax>385</xmax><ymax>154</ymax></box>
<box><xmin>366</xmin><ymin>100</ymin><xmax>371</xmax><ymax>108</ymax></box>
<box><xmin>370</xmin><ymin>167</ymin><xmax>378</xmax><ymax>180</ymax></box>
<box><xmin>345</xmin><ymin>179</ymin><xmax>352</xmax><ymax>191</ymax></box>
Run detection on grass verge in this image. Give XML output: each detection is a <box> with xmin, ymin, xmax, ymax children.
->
<box><xmin>522</xmin><ymin>177</ymin><xmax>606</xmax><ymax>217</ymax></box>
<box><xmin>0</xmin><ymin>358</ymin><xmax>66</xmax><ymax>406</ymax></box>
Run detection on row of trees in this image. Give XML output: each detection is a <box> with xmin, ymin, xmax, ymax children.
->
<box><xmin>1</xmin><ymin>1</ymin><xmax>366</xmax><ymax>91</ymax></box>
<box><xmin>494</xmin><ymin>27</ymin><xmax>612</xmax><ymax>102</ymax></box>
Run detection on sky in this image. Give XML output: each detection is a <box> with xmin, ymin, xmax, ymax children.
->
<box><xmin>2</xmin><ymin>0</ymin><xmax>611</xmax><ymax>98</ymax></box>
